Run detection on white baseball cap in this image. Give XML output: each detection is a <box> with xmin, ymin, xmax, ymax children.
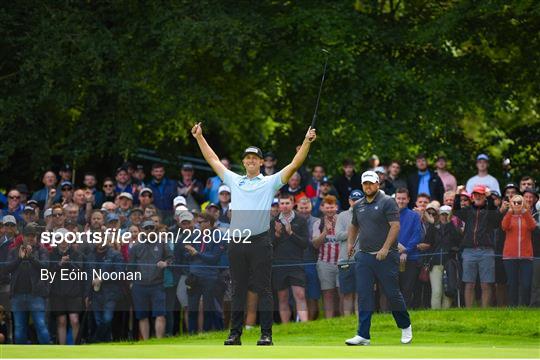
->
<box><xmin>173</xmin><ymin>196</ymin><xmax>187</xmax><ymax>208</ymax></box>
<box><xmin>218</xmin><ymin>185</ymin><xmax>231</xmax><ymax>194</ymax></box>
<box><xmin>119</xmin><ymin>192</ymin><xmax>133</xmax><ymax>201</ymax></box>
<box><xmin>361</xmin><ymin>171</ymin><xmax>379</xmax><ymax>184</ymax></box>
<box><xmin>439</xmin><ymin>205</ymin><xmax>452</xmax><ymax>215</ymax></box>
<box><xmin>2</xmin><ymin>215</ymin><xmax>16</xmax><ymax>225</ymax></box>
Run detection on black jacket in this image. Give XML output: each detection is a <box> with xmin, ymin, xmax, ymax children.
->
<box><xmin>0</xmin><ymin>236</ymin><xmax>14</xmax><ymax>286</ymax></box>
<box><xmin>334</xmin><ymin>173</ymin><xmax>362</xmax><ymax>210</ymax></box>
<box><xmin>407</xmin><ymin>170</ymin><xmax>445</xmax><ymax>206</ymax></box>
<box><xmin>5</xmin><ymin>243</ymin><xmax>49</xmax><ymax>298</ymax></box>
<box><xmin>84</xmin><ymin>247</ymin><xmax>125</xmax><ymax>301</ymax></box>
<box><xmin>49</xmin><ymin>247</ymin><xmax>85</xmax><ymax>298</ymax></box>
<box><xmin>270</xmin><ymin>212</ymin><xmax>309</xmax><ymax>264</ymax></box>
<box><xmin>423</xmin><ymin>222</ymin><xmax>462</xmax><ymax>266</ymax></box>
<box><xmin>453</xmin><ymin>196</ymin><xmax>502</xmax><ymax>249</ymax></box>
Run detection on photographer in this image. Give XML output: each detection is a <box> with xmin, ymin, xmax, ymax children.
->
<box><xmin>5</xmin><ymin>223</ymin><xmax>50</xmax><ymax>344</ymax></box>
<box><xmin>185</xmin><ymin>212</ymin><xmax>224</xmax><ymax>334</ymax></box>
<box><xmin>49</xmin><ymin>229</ymin><xmax>84</xmax><ymax>344</ymax></box>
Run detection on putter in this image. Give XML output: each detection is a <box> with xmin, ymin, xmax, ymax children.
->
<box><xmin>310</xmin><ymin>49</ymin><xmax>330</xmax><ymax>129</ymax></box>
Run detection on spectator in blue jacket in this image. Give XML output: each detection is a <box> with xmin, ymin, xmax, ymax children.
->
<box><xmin>148</xmin><ymin>163</ymin><xmax>177</xmax><ymax>213</ymax></box>
<box><xmin>184</xmin><ymin>212</ymin><xmax>224</xmax><ymax>334</ymax></box>
<box><xmin>395</xmin><ymin>188</ymin><xmax>423</xmax><ymax>308</ymax></box>
<box><xmin>203</xmin><ymin>158</ymin><xmax>231</xmax><ymax>204</ymax></box>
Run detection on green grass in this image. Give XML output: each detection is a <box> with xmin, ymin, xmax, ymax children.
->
<box><xmin>1</xmin><ymin>308</ymin><xmax>539</xmax><ymax>358</ymax></box>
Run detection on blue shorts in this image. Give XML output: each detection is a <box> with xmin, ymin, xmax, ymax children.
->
<box><xmin>132</xmin><ymin>283</ymin><xmax>167</xmax><ymax>320</ymax></box>
<box><xmin>338</xmin><ymin>265</ymin><xmax>356</xmax><ymax>295</ymax></box>
<box><xmin>304</xmin><ymin>263</ymin><xmax>321</xmax><ymax>300</ymax></box>
<box><xmin>462</xmin><ymin>248</ymin><xmax>495</xmax><ymax>284</ymax></box>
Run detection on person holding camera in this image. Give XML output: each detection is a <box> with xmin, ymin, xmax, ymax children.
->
<box><xmin>5</xmin><ymin>223</ymin><xmax>50</xmax><ymax>344</ymax></box>
<box><xmin>49</xmin><ymin>229</ymin><xmax>85</xmax><ymax>344</ymax></box>
<box><xmin>501</xmin><ymin>195</ymin><xmax>537</xmax><ymax>306</ymax></box>
<box><xmin>184</xmin><ymin>212</ymin><xmax>224</xmax><ymax>334</ymax></box>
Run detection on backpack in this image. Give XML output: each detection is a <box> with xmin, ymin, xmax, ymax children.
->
<box><xmin>443</xmin><ymin>257</ymin><xmax>460</xmax><ymax>298</ymax></box>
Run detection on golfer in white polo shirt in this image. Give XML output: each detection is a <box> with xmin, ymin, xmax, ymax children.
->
<box><xmin>191</xmin><ymin>122</ymin><xmax>316</xmax><ymax>346</ymax></box>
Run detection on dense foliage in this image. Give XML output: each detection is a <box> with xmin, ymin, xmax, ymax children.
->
<box><xmin>1</xmin><ymin>1</ymin><xmax>539</xmax><ymax>187</ymax></box>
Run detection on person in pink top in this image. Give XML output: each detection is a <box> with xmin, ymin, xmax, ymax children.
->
<box><xmin>435</xmin><ymin>156</ymin><xmax>457</xmax><ymax>192</ymax></box>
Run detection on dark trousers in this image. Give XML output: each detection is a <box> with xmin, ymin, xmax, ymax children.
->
<box><xmin>355</xmin><ymin>251</ymin><xmax>411</xmax><ymax>339</ymax></box>
<box><xmin>504</xmin><ymin>259</ymin><xmax>533</xmax><ymax>306</ymax></box>
<box><xmin>399</xmin><ymin>260</ymin><xmax>419</xmax><ymax>309</ymax></box>
<box><xmin>228</xmin><ymin>232</ymin><xmax>273</xmax><ymax>336</ymax></box>
<box><xmin>187</xmin><ymin>276</ymin><xmax>223</xmax><ymax>334</ymax></box>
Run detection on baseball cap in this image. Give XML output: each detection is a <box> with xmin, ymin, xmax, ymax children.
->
<box><xmin>136</xmin><ymin>164</ymin><xmax>144</xmax><ymax>171</ymax></box>
<box><xmin>490</xmin><ymin>190</ymin><xmax>501</xmax><ymax>198</ymax></box>
<box><xmin>439</xmin><ymin>205</ymin><xmax>452</xmax><ymax>215</ymax></box>
<box><xmin>218</xmin><ymin>185</ymin><xmax>231</xmax><ymax>194</ymax></box>
<box><xmin>460</xmin><ymin>191</ymin><xmax>471</xmax><ymax>199</ymax></box>
<box><xmin>141</xmin><ymin>220</ymin><xmax>156</xmax><ymax>229</ymax></box>
<box><xmin>523</xmin><ymin>188</ymin><xmax>539</xmax><ymax>200</ymax></box>
<box><xmin>374</xmin><ymin>166</ymin><xmax>386</xmax><ymax>174</ymax></box>
<box><xmin>140</xmin><ymin>188</ymin><xmax>153</xmax><ymax>196</ymax></box>
<box><xmin>26</xmin><ymin>200</ymin><xmax>38</xmax><ymax>207</ymax></box>
<box><xmin>504</xmin><ymin>183</ymin><xmax>519</xmax><ymax>193</ymax></box>
<box><xmin>476</xmin><ymin>154</ymin><xmax>489</xmax><ymax>161</ymax></box>
<box><xmin>118</xmin><ymin>192</ymin><xmax>133</xmax><ymax>201</ymax></box>
<box><xmin>242</xmin><ymin>146</ymin><xmax>263</xmax><ymax>159</ymax></box>
<box><xmin>22</xmin><ymin>222</ymin><xmax>40</xmax><ymax>236</ymax></box>
<box><xmin>177</xmin><ymin>211</ymin><xmax>194</xmax><ymax>223</ymax></box>
<box><xmin>361</xmin><ymin>171</ymin><xmax>379</xmax><ymax>184</ymax></box>
<box><xmin>263</xmin><ymin>152</ymin><xmax>276</xmax><ymax>160</ymax></box>
<box><xmin>321</xmin><ymin>176</ymin><xmax>332</xmax><ymax>185</ymax></box>
<box><xmin>206</xmin><ymin>203</ymin><xmax>219</xmax><ymax>210</ymax></box>
<box><xmin>349</xmin><ymin>189</ymin><xmax>364</xmax><ymax>200</ymax></box>
<box><xmin>105</xmin><ymin>213</ymin><xmax>120</xmax><ymax>224</ymax></box>
<box><xmin>369</xmin><ymin>154</ymin><xmax>379</xmax><ymax>161</ymax></box>
<box><xmin>181</xmin><ymin>163</ymin><xmax>194</xmax><ymax>171</ymax></box>
<box><xmin>115</xmin><ymin>166</ymin><xmax>128</xmax><ymax>175</ymax></box>
<box><xmin>44</xmin><ymin>208</ymin><xmax>53</xmax><ymax>218</ymax></box>
<box><xmin>60</xmin><ymin>181</ymin><xmax>73</xmax><ymax>189</ymax></box>
<box><xmin>130</xmin><ymin>207</ymin><xmax>144</xmax><ymax>215</ymax></box>
<box><xmin>60</xmin><ymin>164</ymin><xmax>72</xmax><ymax>172</ymax></box>
<box><xmin>272</xmin><ymin>197</ymin><xmax>279</xmax><ymax>206</ymax></box>
<box><xmin>65</xmin><ymin>218</ymin><xmax>78</xmax><ymax>227</ymax></box>
<box><xmin>23</xmin><ymin>206</ymin><xmax>34</xmax><ymax>213</ymax></box>
<box><xmin>472</xmin><ymin>185</ymin><xmax>487</xmax><ymax>195</ymax></box>
<box><xmin>173</xmin><ymin>196</ymin><xmax>187</xmax><ymax>208</ymax></box>
<box><xmin>426</xmin><ymin>201</ymin><xmax>441</xmax><ymax>212</ymax></box>
<box><xmin>2</xmin><ymin>215</ymin><xmax>16</xmax><ymax>225</ymax></box>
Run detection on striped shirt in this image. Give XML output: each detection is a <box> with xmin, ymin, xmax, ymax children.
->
<box><xmin>315</xmin><ymin>215</ymin><xmax>340</xmax><ymax>264</ymax></box>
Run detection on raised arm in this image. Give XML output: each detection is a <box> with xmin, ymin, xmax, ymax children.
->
<box><xmin>191</xmin><ymin>123</ymin><xmax>228</xmax><ymax>180</ymax></box>
<box><xmin>280</xmin><ymin>127</ymin><xmax>317</xmax><ymax>184</ymax></box>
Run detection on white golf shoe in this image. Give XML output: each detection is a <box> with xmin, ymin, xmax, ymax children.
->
<box><xmin>401</xmin><ymin>325</ymin><xmax>413</xmax><ymax>344</ymax></box>
<box><xmin>345</xmin><ymin>335</ymin><xmax>371</xmax><ymax>346</ymax></box>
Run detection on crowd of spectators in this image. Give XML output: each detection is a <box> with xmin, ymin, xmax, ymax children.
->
<box><xmin>0</xmin><ymin>152</ymin><xmax>538</xmax><ymax>344</ymax></box>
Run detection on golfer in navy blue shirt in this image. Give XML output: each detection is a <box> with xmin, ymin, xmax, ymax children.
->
<box><xmin>192</xmin><ymin>122</ymin><xmax>316</xmax><ymax>346</ymax></box>
<box><xmin>345</xmin><ymin>171</ymin><xmax>413</xmax><ymax>345</ymax></box>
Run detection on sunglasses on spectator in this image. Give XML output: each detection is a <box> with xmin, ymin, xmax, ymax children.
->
<box><xmin>61</xmin><ymin>187</ymin><xmax>72</xmax><ymax>191</ymax></box>
<box><xmin>513</xmin><ymin>201</ymin><xmax>523</xmax><ymax>205</ymax></box>
<box><xmin>103</xmin><ymin>184</ymin><xmax>114</xmax><ymax>188</ymax></box>
<box><xmin>53</xmin><ymin>213</ymin><xmax>64</xmax><ymax>217</ymax></box>
<box><xmin>8</xmin><ymin>196</ymin><xmax>20</xmax><ymax>200</ymax></box>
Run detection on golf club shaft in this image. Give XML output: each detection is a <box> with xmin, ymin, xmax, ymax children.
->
<box><xmin>311</xmin><ymin>52</ymin><xmax>329</xmax><ymax>129</ymax></box>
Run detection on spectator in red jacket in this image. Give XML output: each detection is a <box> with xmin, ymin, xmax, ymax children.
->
<box><xmin>501</xmin><ymin>195</ymin><xmax>537</xmax><ymax>306</ymax></box>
